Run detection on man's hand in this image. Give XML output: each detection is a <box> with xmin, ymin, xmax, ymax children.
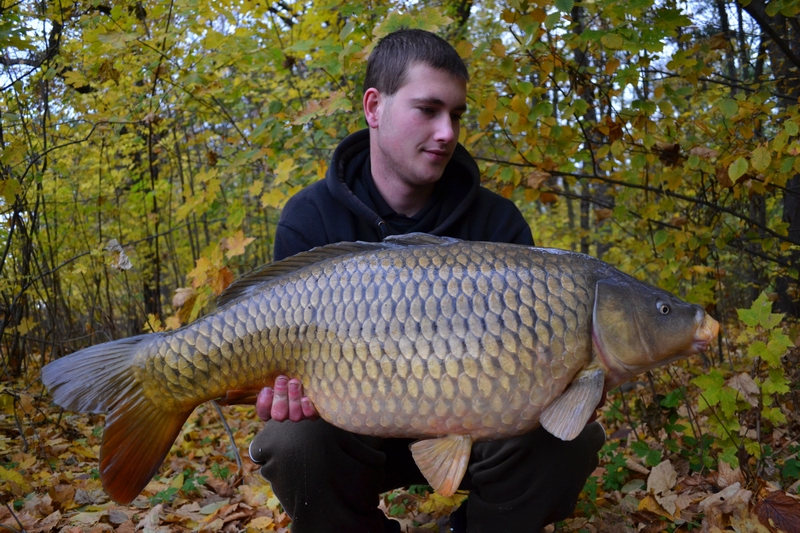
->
<box><xmin>256</xmin><ymin>376</ymin><xmax>319</xmax><ymax>422</ymax></box>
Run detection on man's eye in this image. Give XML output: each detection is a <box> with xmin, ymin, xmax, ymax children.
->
<box><xmin>419</xmin><ymin>107</ymin><xmax>435</xmax><ymax>114</ymax></box>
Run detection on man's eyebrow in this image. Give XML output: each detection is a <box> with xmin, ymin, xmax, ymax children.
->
<box><xmin>410</xmin><ymin>97</ymin><xmax>468</xmax><ymax>112</ymax></box>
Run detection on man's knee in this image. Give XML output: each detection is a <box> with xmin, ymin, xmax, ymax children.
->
<box><xmin>249</xmin><ymin>419</ymin><xmax>334</xmax><ymax>468</ymax></box>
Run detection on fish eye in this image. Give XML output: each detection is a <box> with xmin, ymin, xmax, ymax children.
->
<box><xmin>657</xmin><ymin>301</ymin><xmax>671</xmax><ymax>315</ymax></box>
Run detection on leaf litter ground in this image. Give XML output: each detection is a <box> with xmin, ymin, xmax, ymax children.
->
<box><xmin>2</xmin><ymin>356</ymin><xmax>799</xmax><ymax>533</ymax></box>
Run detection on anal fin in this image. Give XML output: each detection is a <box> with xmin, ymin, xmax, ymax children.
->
<box><xmin>540</xmin><ymin>368</ymin><xmax>605</xmax><ymax>441</ymax></box>
<box><xmin>409</xmin><ymin>435</ymin><xmax>473</xmax><ymax>497</ymax></box>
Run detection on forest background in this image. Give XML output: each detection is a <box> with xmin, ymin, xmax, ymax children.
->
<box><xmin>1</xmin><ymin>0</ymin><xmax>800</xmax><ymax>531</ymax></box>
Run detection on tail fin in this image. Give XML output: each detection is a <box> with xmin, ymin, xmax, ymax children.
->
<box><xmin>42</xmin><ymin>336</ymin><xmax>193</xmax><ymax>504</ymax></box>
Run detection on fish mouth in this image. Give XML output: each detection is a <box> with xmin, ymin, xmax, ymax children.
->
<box><xmin>692</xmin><ymin>314</ymin><xmax>720</xmax><ymax>352</ymax></box>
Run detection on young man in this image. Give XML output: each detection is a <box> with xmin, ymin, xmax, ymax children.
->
<box><xmin>248</xmin><ymin>29</ymin><xmax>605</xmax><ymax>533</ymax></box>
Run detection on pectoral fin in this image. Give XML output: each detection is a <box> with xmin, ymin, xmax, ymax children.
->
<box><xmin>409</xmin><ymin>435</ymin><xmax>473</xmax><ymax>497</ymax></box>
<box><xmin>540</xmin><ymin>368</ymin><xmax>605</xmax><ymax>441</ymax></box>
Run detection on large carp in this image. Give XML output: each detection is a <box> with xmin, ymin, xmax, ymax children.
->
<box><xmin>42</xmin><ymin>234</ymin><xmax>719</xmax><ymax>504</ymax></box>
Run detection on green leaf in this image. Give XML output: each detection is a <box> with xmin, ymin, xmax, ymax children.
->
<box><xmin>720</xmin><ymin>447</ymin><xmax>739</xmax><ymax>469</ymax></box>
<box><xmin>765</xmin><ymin>0</ymin><xmax>781</xmax><ymax>16</ymax></box>
<box><xmin>660</xmin><ymin>388</ymin><xmax>685</xmax><ymax>408</ymax></box>
<box><xmin>601</xmin><ymin>33</ymin><xmax>624</xmax><ymax>50</ymax></box>
<box><xmin>762</xmin><ymin>369</ymin><xmax>790</xmax><ymax>395</ymax></box>
<box><xmin>544</xmin><ymin>11</ymin><xmax>562</xmax><ymax>29</ymax></box>
<box><xmin>555</xmin><ymin>0</ymin><xmax>574</xmax><ymax>12</ymax></box>
<box><xmin>719</xmin><ymin>99</ymin><xmax>738</xmax><ymax>118</ymax></box>
<box><xmin>761</xmin><ymin>406</ymin><xmax>787</xmax><ymax>425</ymax></box>
<box><xmin>728</xmin><ymin>157</ymin><xmax>748</xmax><ymax>181</ymax></box>
<box><xmin>692</xmin><ymin>370</ymin><xmax>725</xmax><ymax>409</ymax></box>
<box><xmin>785</xmin><ymin>120</ymin><xmax>799</xmax><ymax>136</ymax></box>
<box><xmin>653</xmin><ymin>229</ymin><xmax>668</xmax><ymax>247</ymax></box>
<box><xmin>718</xmin><ymin>387</ymin><xmax>740</xmax><ymax>418</ymax></box>
<box><xmin>764</xmin><ymin>333</ymin><xmax>793</xmax><ymax>367</ymax></box>
<box><xmin>751</xmin><ymin>145</ymin><xmax>771</xmax><ymax>172</ymax></box>
<box><xmin>737</xmin><ymin>292</ymin><xmax>772</xmax><ymax>327</ymax></box>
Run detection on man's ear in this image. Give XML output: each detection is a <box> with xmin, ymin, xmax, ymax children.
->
<box><xmin>363</xmin><ymin>87</ymin><xmax>381</xmax><ymax>128</ymax></box>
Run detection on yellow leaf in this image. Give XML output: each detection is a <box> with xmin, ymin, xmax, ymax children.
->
<box><xmin>12</xmin><ymin>316</ymin><xmax>37</xmax><ymax>335</ymax></box>
<box><xmin>526</xmin><ymin>170</ymin><xmax>550</xmax><ymax>189</ymax></box>
<box><xmin>751</xmin><ymin>145</ymin><xmax>772</xmax><ymax>172</ymax></box>
<box><xmin>247</xmin><ymin>516</ymin><xmax>274</xmax><ymax>529</ymax></box>
<box><xmin>530</xmin><ymin>8</ymin><xmax>547</xmax><ymax>22</ymax></box>
<box><xmin>478</xmin><ymin>108</ymin><xmax>494</xmax><ymax>129</ymax></box>
<box><xmin>638</xmin><ymin>494</ymin><xmax>676</xmax><ymax>520</ymax></box>
<box><xmin>456</xmin><ymin>40</ymin><xmax>473</xmax><ymax>58</ymax></box>
<box><xmin>601</xmin><ymin>33</ymin><xmax>624</xmax><ymax>50</ymax></box>
<box><xmin>249</xmin><ymin>181</ymin><xmax>264</xmax><ymax>197</ymax></box>
<box><xmin>605</xmin><ymin>57</ymin><xmax>620</xmax><ymax>75</ymax></box>
<box><xmin>63</xmin><ymin>70</ymin><xmax>88</xmax><ymax>87</ymax></box>
<box><xmin>0</xmin><ymin>464</ymin><xmax>30</xmax><ymax>492</ymax></box>
<box><xmin>164</xmin><ymin>316</ymin><xmax>182</xmax><ymax>331</ymax></box>
<box><xmin>18</xmin><ymin>393</ymin><xmax>34</xmax><ymax>416</ymax></box>
<box><xmin>143</xmin><ymin>314</ymin><xmax>164</xmax><ymax>333</ymax></box>
<box><xmin>70</xmin><ymin>443</ymin><xmax>98</xmax><ymax>459</ymax></box>
<box><xmin>510</xmin><ymin>94</ymin><xmax>529</xmax><ymax>116</ymax></box>
<box><xmin>491</xmin><ymin>41</ymin><xmax>506</xmax><ymax>58</ymax></box>
<box><xmin>171</xmin><ymin>472</ymin><xmax>185</xmax><ymax>489</ymax></box>
<box><xmin>261</xmin><ymin>188</ymin><xmax>288</xmax><ymax>209</ymax></box>
<box><xmin>189</xmin><ymin>257</ymin><xmax>213</xmax><ymax>287</ymax></box>
<box><xmin>273</xmin><ymin>158</ymin><xmax>296</xmax><ymax>185</ymax></box>
<box><xmin>223</xmin><ymin>230</ymin><xmax>255</xmax><ymax>258</ymax></box>
<box><xmin>418</xmin><ymin>492</ymin><xmax>468</xmax><ymax>514</ymax></box>
<box><xmin>16</xmin><ymin>452</ymin><xmax>36</xmax><ymax>470</ymax></box>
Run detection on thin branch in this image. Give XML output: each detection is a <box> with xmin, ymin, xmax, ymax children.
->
<box><xmin>212</xmin><ymin>401</ymin><xmax>244</xmax><ymax>478</ymax></box>
<box><xmin>2</xmin><ymin>501</ymin><xmax>25</xmax><ymax>533</ymax></box>
<box><xmin>475</xmin><ymin>156</ymin><xmax>800</xmax><ymax>247</ymax></box>
<box><xmin>741</xmin><ymin>0</ymin><xmax>800</xmax><ymax>71</ymax></box>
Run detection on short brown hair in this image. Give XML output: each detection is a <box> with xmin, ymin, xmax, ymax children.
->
<box><xmin>364</xmin><ymin>29</ymin><xmax>469</xmax><ymax>95</ymax></box>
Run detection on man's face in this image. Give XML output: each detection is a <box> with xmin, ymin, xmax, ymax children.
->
<box><xmin>365</xmin><ymin>63</ymin><xmax>468</xmax><ymax>189</ymax></box>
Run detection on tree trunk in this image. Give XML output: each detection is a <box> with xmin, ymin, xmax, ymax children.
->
<box><xmin>741</xmin><ymin>0</ymin><xmax>800</xmax><ymax>314</ymax></box>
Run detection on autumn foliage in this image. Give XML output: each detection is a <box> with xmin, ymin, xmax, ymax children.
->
<box><xmin>2</xmin><ymin>0</ymin><xmax>800</xmax><ymax>531</ymax></box>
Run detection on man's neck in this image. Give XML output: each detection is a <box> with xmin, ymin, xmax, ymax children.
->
<box><xmin>370</xmin><ymin>163</ymin><xmax>435</xmax><ymax>217</ymax></box>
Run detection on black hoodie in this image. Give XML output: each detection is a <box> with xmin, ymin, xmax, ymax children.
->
<box><xmin>273</xmin><ymin>129</ymin><xmax>534</xmax><ymax>261</ymax></box>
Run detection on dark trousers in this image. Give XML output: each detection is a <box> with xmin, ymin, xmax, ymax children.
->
<box><xmin>249</xmin><ymin>420</ymin><xmax>605</xmax><ymax>533</ymax></box>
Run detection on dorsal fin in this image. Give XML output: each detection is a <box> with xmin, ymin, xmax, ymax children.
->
<box><xmin>383</xmin><ymin>233</ymin><xmax>461</xmax><ymax>247</ymax></box>
<box><xmin>217</xmin><ymin>241</ymin><xmax>388</xmax><ymax>307</ymax></box>
<box><xmin>217</xmin><ymin>233</ymin><xmax>461</xmax><ymax>307</ymax></box>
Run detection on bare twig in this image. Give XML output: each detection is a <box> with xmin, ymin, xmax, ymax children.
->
<box><xmin>2</xmin><ymin>501</ymin><xmax>25</xmax><ymax>532</ymax></box>
<box><xmin>212</xmin><ymin>401</ymin><xmax>244</xmax><ymax>479</ymax></box>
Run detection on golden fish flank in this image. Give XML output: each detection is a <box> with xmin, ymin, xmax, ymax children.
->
<box><xmin>41</xmin><ymin>233</ymin><xmax>719</xmax><ymax>504</ymax></box>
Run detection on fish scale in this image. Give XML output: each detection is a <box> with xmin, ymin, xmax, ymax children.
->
<box><xmin>41</xmin><ymin>234</ymin><xmax>719</xmax><ymax>503</ymax></box>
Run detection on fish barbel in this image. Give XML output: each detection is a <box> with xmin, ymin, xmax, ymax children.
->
<box><xmin>42</xmin><ymin>234</ymin><xmax>719</xmax><ymax>503</ymax></box>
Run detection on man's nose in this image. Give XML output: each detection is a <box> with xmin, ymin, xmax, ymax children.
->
<box><xmin>434</xmin><ymin>114</ymin><xmax>457</xmax><ymax>144</ymax></box>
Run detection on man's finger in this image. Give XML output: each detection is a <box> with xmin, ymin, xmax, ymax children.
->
<box><xmin>288</xmin><ymin>379</ymin><xmax>303</xmax><ymax>421</ymax></box>
<box><xmin>301</xmin><ymin>397</ymin><xmax>320</xmax><ymax>419</ymax></box>
<box><xmin>271</xmin><ymin>376</ymin><xmax>290</xmax><ymax>421</ymax></box>
<box><xmin>256</xmin><ymin>387</ymin><xmax>274</xmax><ymax>421</ymax></box>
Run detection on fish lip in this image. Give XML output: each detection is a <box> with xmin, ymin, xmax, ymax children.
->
<box><xmin>692</xmin><ymin>339</ymin><xmax>712</xmax><ymax>352</ymax></box>
<box><xmin>691</xmin><ymin>314</ymin><xmax>720</xmax><ymax>353</ymax></box>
